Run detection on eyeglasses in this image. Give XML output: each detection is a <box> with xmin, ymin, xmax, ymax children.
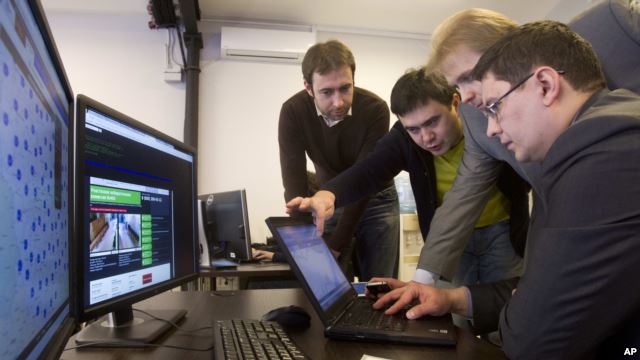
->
<box><xmin>484</xmin><ymin>70</ymin><xmax>566</xmax><ymax>120</ymax></box>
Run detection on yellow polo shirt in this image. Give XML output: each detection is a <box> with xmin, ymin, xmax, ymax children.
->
<box><xmin>433</xmin><ymin>139</ymin><xmax>510</xmax><ymax>228</ymax></box>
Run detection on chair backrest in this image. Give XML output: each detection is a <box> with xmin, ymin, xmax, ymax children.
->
<box><xmin>569</xmin><ymin>0</ymin><xmax>640</xmax><ymax>93</ymax></box>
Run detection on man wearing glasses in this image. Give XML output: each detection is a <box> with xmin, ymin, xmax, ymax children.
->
<box><xmin>374</xmin><ymin>21</ymin><xmax>640</xmax><ymax>359</ymax></box>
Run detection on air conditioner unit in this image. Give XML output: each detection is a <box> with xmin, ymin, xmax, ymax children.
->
<box><xmin>220</xmin><ymin>26</ymin><xmax>316</xmax><ymax>63</ymax></box>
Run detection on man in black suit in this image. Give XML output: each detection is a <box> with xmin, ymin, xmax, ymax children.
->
<box><xmin>374</xmin><ymin>21</ymin><xmax>640</xmax><ymax>359</ymax></box>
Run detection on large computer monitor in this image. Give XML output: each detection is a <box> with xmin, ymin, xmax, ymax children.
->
<box><xmin>198</xmin><ymin>189</ymin><xmax>252</xmax><ymax>261</ymax></box>
<box><xmin>74</xmin><ymin>94</ymin><xmax>199</xmax><ymax>345</ymax></box>
<box><xmin>0</xmin><ymin>0</ymin><xmax>76</xmax><ymax>359</ymax></box>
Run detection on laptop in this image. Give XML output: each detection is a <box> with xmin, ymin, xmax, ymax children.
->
<box><xmin>265</xmin><ymin>216</ymin><xmax>456</xmax><ymax>346</ymax></box>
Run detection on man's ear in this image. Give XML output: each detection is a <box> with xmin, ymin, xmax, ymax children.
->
<box><xmin>535</xmin><ymin>67</ymin><xmax>562</xmax><ymax>107</ymax></box>
<box><xmin>451</xmin><ymin>93</ymin><xmax>461</xmax><ymax>111</ymax></box>
<box><xmin>304</xmin><ymin>80</ymin><xmax>314</xmax><ymax>98</ymax></box>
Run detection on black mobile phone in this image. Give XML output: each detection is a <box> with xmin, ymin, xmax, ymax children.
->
<box><xmin>366</xmin><ymin>281</ymin><xmax>391</xmax><ymax>298</ymax></box>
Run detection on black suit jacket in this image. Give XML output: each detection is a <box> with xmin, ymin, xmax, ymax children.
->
<box><xmin>469</xmin><ymin>89</ymin><xmax>640</xmax><ymax>359</ymax></box>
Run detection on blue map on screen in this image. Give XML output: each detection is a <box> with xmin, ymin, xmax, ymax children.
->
<box><xmin>0</xmin><ymin>1</ymin><xmax>70</xmax><ymax>358</ymax></box>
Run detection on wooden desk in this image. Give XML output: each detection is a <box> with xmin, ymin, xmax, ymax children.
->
<box><xmin>62</xmin><ymin>289</ymin><xmax>505</xmax><ymax>360</ymax></box>
<box><xmin>200</xmin><ymin>262</ymin><xmax>292</xmax><ymax>278</ymax></box>
<box><xmin>200</xmin><ymin>262</ymin><xmax>295</xmax><ymax>289</ymax></box>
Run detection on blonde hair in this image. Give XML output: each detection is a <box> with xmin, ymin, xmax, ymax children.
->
<box><xmin>426</xmin><ymin>9</ymin><xmax>517</xmax><ymax>71</ymax></box>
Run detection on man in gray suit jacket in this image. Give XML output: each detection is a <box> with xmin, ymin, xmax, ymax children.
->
<box><xmin>375</xmin><ymin>21</ymin><xmax>640</xmax><ymax>359</ymax></box>
<box><xmin>414</xmin><ymin>0</ymin><xmax>639</xmax><ymax>285</ymax></box>
<box><xmin>414</xmin><ymin>8</ymin><xmax>539</xmax><ymax>284</ymax></box>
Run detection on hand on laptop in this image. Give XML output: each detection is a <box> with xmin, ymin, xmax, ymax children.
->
<box><xmin>285</xmin><ymin>190</ymin><xmax>336</xmax><ymax>235</ymax></box>
<box><xmin>252</xmin><ymin>249</ymin><xmax>274</xmax><ymax>260</ymax></box>
<box><xmin>372</xmin><ymin>282</ymin><xmax>470</xmax><ymax>320</ymax></box>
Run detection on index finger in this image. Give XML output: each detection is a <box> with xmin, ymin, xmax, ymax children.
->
<box><xmin>372</xmin><ymin>287</ymin><xmax>407</xmax><ymax>312</ymax></box>
<box><xmin>285</xmin><ymin>197</ymin><xmax>305</xmax><ymax>214</ymax></box>
<box><xmin>313</xmin><ymin>209</ymin><xmax>326</xmax><ymax>235</ymax></box>
<box><xmin>383</xmin><ymin>287</ymin><xmax>417</xmax><ymax>315</ymax></box>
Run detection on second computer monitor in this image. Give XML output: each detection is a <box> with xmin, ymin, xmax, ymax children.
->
<box><xmin>199</xmin><ymin>189</ymin><xmax>252</xmax><ymax>261</ymax></box>
<box><xmin>74</xmin><ymin>94</ymin><xmax>199</xmax><ymax>345</ymax></box>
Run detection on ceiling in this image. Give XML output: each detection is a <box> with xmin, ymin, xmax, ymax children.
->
<box><xmin>42</xmin><ymin>0</ymin><xmax>598</xmax><ymax>37</ymax></box>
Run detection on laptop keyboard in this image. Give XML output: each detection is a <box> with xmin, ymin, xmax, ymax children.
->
<box><xmin>339</xmin><ymin>300</ymin><xmax>407</xmax><ymax>332</ymax></box>
<box><xmin>214</xmin><ymin>319</ymin><xmax>309</xmax><ymax>360</ymax></box>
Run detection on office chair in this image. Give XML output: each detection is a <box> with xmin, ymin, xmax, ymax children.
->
<box><xmin>569</xmin><ymin>0</ymin><xmax>640</xmax><ymax>93</ymax></box>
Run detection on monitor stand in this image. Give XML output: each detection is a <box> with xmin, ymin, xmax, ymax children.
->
<box><xmin>75</xmin><ymin>305</ymin><xmax>186</xmax><ymax>346</ymax></box>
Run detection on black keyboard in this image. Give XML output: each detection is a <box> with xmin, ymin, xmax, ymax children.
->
<box><xmin>339</xmin><ymin>299</ymin><xmax>407</xmax><ymax>332</ymax></box>
<box><xmin>214</xmin><ymin>319</ymin><xmax>308</xmax><ymax>360</ymax></box>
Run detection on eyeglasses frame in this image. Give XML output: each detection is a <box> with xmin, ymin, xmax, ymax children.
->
<box><xmin>484</xmin><ymin>69</ymin><xmax>566</xmax><ymax>120</ymax></box>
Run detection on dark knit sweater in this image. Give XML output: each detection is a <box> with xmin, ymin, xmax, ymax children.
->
<box><xmin>278</xmin><ymin>87</ymin><xmax>392</xmax><ymax>250</ymax></box>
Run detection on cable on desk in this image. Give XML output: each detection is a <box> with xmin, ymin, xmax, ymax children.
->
<box><xmin>211</xmin><ymin>291</ymin><xmax>236</xmax><ymax>297</ymax></box>
<box><xmin>64</xmin><ymin>340</ymin><xmax>214</xmax><ymax>352</ymax></box>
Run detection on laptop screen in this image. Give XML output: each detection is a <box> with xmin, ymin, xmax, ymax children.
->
<box><xmin>275</xmin><ymin>224</ymin><xmax>352</xmax><ymax>311</ymax></box>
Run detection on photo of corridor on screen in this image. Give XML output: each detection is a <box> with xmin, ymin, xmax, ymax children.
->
<box><xmin>87</xmin><ymin>177</ymin><xmax>173</xmax><ymax>305</ymax></box>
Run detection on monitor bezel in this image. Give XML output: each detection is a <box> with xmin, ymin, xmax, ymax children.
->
<box><xmin>74</xmin><ymin>94</ymin><xmax>199</xmax><ymax>323</ymax></box>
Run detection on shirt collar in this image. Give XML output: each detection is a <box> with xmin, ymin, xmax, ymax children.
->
<box><xmin>316</xmin><ymin>105</ymin><xmax>352</xmax><ymax>127</ymax></box>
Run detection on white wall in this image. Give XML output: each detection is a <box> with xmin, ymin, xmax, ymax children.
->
<box><xmin>43</xmin><ymin>0</ymin><xmax>597</xmax><ymax>244</ymax></box>
<box><xmin>198</xmin><ymin>31</ymin><xmax>428</xmax><ymax>242</ymax></box>
<box><xmin>46</xmin><ymin>12</ymin><xmax>186</xmax><ymax>141</ymax></box>
<box><xmin>44</xmin><ymin>8</ymin><xmax>429</xmax><ymax>244</ymax></box>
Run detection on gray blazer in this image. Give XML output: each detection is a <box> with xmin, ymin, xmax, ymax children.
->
<box><xmin>417</xmin><ymin>104</ymin><xmax>541</xmax><ymax>280</ymax></box>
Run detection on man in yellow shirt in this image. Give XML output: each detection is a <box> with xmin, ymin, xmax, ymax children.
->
<box><xmin>287</xmin><ymin>68</ymin><xmax>527</xmax><ymax>286</ymax></box>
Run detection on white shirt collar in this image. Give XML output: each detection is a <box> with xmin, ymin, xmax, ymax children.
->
<box><xmin>316</xmin><ymin>105</ymin><xmax>352</xmax><ymax>127</ymax></box>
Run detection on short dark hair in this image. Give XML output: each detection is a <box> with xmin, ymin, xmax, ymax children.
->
<box><xmin>390</xmin><ymin>67</ymin><xmax>457</xmax><ymax>117</ymax></box>
<box><xmin>301</xmin><ymin>40</ymin><xmax>356</xmax><ymax>85</ymax></box>
<box><xmin>471</xmin><ymin>20</ymin><xmax>605</xmax><ymax>93</ymax></box>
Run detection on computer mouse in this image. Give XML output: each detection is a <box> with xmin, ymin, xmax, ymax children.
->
<box><xmin>262</xmin><ymin>305</ymin><xmax>311</xmax><ymax>330</ymax></box>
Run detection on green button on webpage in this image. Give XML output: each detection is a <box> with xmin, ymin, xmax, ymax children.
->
<box><xmin>142</xmin><ymin>258</ymin><xmax>152</xmax><ymax>266</ymax></box>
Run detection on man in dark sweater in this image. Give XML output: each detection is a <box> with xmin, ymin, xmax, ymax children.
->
<box><xmin>278</xmin><ymin>40</ymin><xmax>399</xmax><ymax>281</ymax></box>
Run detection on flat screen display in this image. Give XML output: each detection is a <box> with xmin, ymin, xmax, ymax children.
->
<box><xmin>0</xmin><ymin>0</ymin><xmax>75</xmax><ymax>358</ymax></box>
<box><xmin>76</xmin><ymin>95</ymin><xmax>198</xmax><ymax>319</ymax></box>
